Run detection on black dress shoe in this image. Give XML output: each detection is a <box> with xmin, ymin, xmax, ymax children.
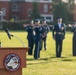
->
<box><xmin>56</xmin><ymin>56</ymin><xmax>61</xmax><ymax>58</ymax></box>
<box><xmin>44</xmin><ymin>47</ymin><xmax>47</xmax><ymax>50</ymax></box>
<box><xmin>28</xmin><ymin>53</ymin><xmax>32</xmax><ymax>55</ymax></box>
<box><xmin>34</xmin><ymin>58</ymin><xmax>38</xmax><ymax>60</ymax></box>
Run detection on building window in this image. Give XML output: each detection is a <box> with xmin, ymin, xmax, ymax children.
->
<box><xmin>41</xmin><ymin>15</ymin><xmax>53</xmax><ymax>22</ymax></box>
<box><xmin>41</xmin><ymin>17</ymin><xmax>44</xmax><ymax>19</ymax></box>
<box><xmin>12</xmin><ymin>15</ymin><xmax>19</xmax><ymax>20</ymax></box>
<box><xmin>12</xmin><ymin>4</ymin><xmax>19</xmax><ymax>11</ymax></box>
<box><xmin>46</xmin><ymin>17</ymin><xmax>51</xmax><ymax>19</ymax></box>
<box><xmin>43</xmin><ymin>4</ymin><xmax>48</xmax><ymax>12</ymax></box>
<box><xmin>1</xmin><ymin>8</ymin><xmax>6</xmax><ymax>16</ymax></box>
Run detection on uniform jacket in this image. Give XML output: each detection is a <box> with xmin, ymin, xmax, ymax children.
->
<box><xmin>25</xmin><ymin>25</ymin><xmax>34</xmax><ymax>39</ymax></box>
<box><xmin>34</xmin><ymin>26</ymin><xmax>43</xmax><ymax>41</ymax></box>
<box><xmin>52</xmin><ymin>23</ymin><xmax>66</xmax><ymax>40</ymax></box>
<box><xmin>71</xmin><ymin>26</ymin><xmax>76</xmax><ymax>38</ymax></box>
<box><xmin>42</xmin><ymin>25</ymin><xmax>50</xmax><ymax>38</ymax></box>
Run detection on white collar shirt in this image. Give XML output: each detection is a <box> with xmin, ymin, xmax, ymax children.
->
<box><xmin>58</xmin><ymin>23</ymin><xmax>62</xmax><ymax>29</ymax></box>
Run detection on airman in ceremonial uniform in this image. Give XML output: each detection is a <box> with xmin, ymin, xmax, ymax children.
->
<box><xmin>34</xmin><ymin>20</ymin><xmax>43</xmax><ymax>59</ymax></box>
<box><xmin>23</xmin><ymin>20</ymin><xmax>35</xmax><ymax>55</ymax></box>
<box><xmin>41</xmin><ymin>20</ymin><xmax>50</xmax><ymax>50</ymax></box>
<box><xmin>52</xmin><ymin>17</ymin><xmax>66</xmax><ymax>57</ymax></box>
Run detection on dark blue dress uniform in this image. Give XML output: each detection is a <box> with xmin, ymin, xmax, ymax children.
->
<box><xmin>52</xmin><ymin>23</ymin><xmax>66</xmax><ymax>57</ymax></box>
<box><xmin>34</xmin><ymin>25</ymin><xmax>43</xmax><ymax>59</ymax></box>
<box><xmin>41</xmin><ymin>25</ymin><xmax>50</xmax><ymax>50</ymax></box>
<box><xmin>71</xmin><ymin>25</ymin><xmax>76</xmax><ymax>56</ymax></box>
<box><xmin>25</xmin><ymin>25</ymin><xmax>34</xmax><ymax>55</ymax></box>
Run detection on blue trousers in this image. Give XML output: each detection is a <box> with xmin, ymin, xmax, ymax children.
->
<box><xmin>34</xmin><ymin>41</ymin><xmax>41</xmax><ymax>59</ymax></box>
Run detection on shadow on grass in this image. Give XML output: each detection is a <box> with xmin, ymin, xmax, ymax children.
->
<box><xmin>50</xmin><ymin>56</ymin><xmax>75</xmax><ymax>61</ymax></box>
<box><xmin>27</xmin><ymin>58</ymin><xmax>49</xmax><ymax>65</ymax></box>
<box><xmin>27</xmin><ymin>56</ymin><xmax>76</xmax><ymax>66</ymax></box>
<box><xmin>50</xmin><ymin>56</ymin><xmax>67</xmax><ymax>58</ymax></box>
<box><xmin>61</xmin><ymin>58</ymin><xmax>76</xmax><ymax>61</ymax></box>
<box><xmin>27</xmin><ymin>58</ymin><xmax>48</xmax><ymax>61</ymax></box>
<box><xmin>61</xmin><ymin>59</ymin><xmax>73</xmax><ymax>61</ymax></box>
<box><xmin>27</xmin><ymin>61</ymin><xmax>49</xmax><ymax>65</ymax></box>
<box><xmin>27</xmin><ymin>58</ymin><xmax>76</xmax><ymax>66</ymax></box>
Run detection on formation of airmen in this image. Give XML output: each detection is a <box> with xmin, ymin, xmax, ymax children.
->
<box><xmin>23</xmin><ymin>17</ymin><xmax>76</xmax><ymax>59</ymax></box>
<box><xmin>23</xmin><ymin>19</ymin><xmax>50</xmax><ymax>59</ymax></box>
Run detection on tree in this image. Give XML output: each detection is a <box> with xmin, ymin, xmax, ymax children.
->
<box><xmin>52</xmin><ymin>0</ymin><xmax>75</xmax><ymax>23</ymax></box>
<box><xmin>53</xmin><ymin>0</ymin><xmax>62</xmax><ymax>3</ymax></box>
<box><xmin>31</xmin><ymin>1</ymin><xmax>41</xmax><ymax>19</ymax></box>
<box><xmin>67</xmin><ymin>0</ymin><xmax>75</xmax><ymax>22</ymax></box>
<box><xmin>53</xmin><ymin>1</ymin><xmax>68</xmax><ymax>23</ymax></box>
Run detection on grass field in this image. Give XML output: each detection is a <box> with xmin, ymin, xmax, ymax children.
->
<box><xmin>0</xmin><ymin>31</ymin><xmax>76</xmax><ymax>75</ymax></box>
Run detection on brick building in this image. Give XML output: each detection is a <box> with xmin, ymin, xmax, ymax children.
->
<box><xmin>0</xmin><ymin>0</ymin><xmax>53</xmax><ymax>22</ymax></box>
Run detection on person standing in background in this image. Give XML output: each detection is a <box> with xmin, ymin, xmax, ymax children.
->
<box><xmin>70</xmin><ymin>23</ymin><xmax>76</xmax><ymax>56</ymax></box>
<box><xmin>40</xmin><ymin>20</ymin><xmax>50</xmax><ymax>50</ymax></box>
<box><xmin>52</xmin><ymin>17</ymin><xmax>66</xmax><ymax>58</ymax></box>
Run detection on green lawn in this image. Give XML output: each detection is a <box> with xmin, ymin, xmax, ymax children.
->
<box><xmin>1</xmin><ymin>31</ymin><xmax>76</xmax><ymax>75</ymax></box>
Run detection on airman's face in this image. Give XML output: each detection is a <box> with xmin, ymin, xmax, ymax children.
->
<box><xmin>57</xmin><ymin>18</ymin><xmax>62</xmax><ymax>23</ymax></box>
<box><xmin>31</xmin><ymin>20</ymin><xmax>34</xmax><ymax>24</ymax></box>
<box><xmin>35</xmin><ymin>21</ymin><xmax>40</xmax><ymax>25</ymax></box>
<box><xmin>43</xmin><ymin>21</ymin><xmax>46</xmax><ymax>24</ymax></box>
<box><xmin>38</xmin><ymin>20</ymin><xmax>40</xmax><ymax>24</ymax></box>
